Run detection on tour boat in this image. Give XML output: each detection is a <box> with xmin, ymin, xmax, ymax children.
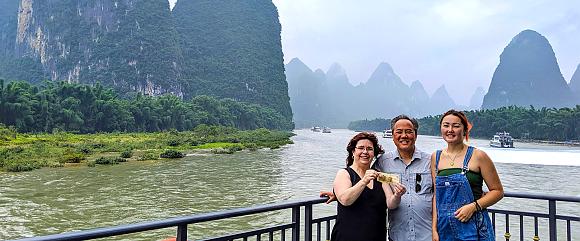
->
<box><xmin>490</xmin><ymin>131</ymin><xmax>514</xmax><ymax>148</ymax></box>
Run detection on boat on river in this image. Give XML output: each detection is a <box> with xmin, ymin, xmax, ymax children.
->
<box><xmin>490</xmin><ymin>131</ymin><xmax>514</xmax><ymax>148</ymax></box>
<box><xmin>322</xmin><ymin>127</ymin><xmax>331</xmax><ymax>133</ymax></box>
<box><xmin>311</xmin><ymin>126</ymin><xmax>321</xmax><ymax>132</ymax></box>
<box><xmin>382</xmin><ymin>129</ymin><xmax>393</xmax><ymax>138</ymax></box>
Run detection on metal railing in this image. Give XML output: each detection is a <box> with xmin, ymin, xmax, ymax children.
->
<box><xmin>488</xmin><ymin>192</ymin><xmax>580</xmax><ymax>241</ymax></box>
<box><xmin>12</xmin><ymin>197</ymin><xmax>334</xmax><ymax>241</ymax></box>
<box><xmin>11</xmin><ymin>192</ymin><xmax>580</xmax><ymax>241</ymax></box>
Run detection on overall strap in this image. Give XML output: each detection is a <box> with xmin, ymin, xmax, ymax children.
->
<box><xmin>462</xmin><ymin>146</ymin><xmax>475</xmax><ymax>173</ymax></box>
<box><xmin>435</xmin><ymin>150</ymin><xmax>442</xmax><ymax>172</ymax></box>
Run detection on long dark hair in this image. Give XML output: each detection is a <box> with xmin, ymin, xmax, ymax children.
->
<box><xmin>345</xmin><ymin>132</ymin><xmax>384</xmax><ymax>167</ymax></box>
<box><xmin>439</xmin><ymin>109</ymin><xmax>472</xmax><ymax>141</ymax></box>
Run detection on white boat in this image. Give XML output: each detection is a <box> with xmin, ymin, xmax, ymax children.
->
<box><xmin>322</xmin><ymin>127</ymin><xmax>331</xmax><ymax>133</ymax></box>
<box><xmin>382</xmin><ymin>129</ymin><xmax>393</xmax><ymax>138</ymax></box>
<box><xmin>490</xmin><ymin>131</ymin><xmax>514</xmax><ymax>148</ymax></box>
<box><xmin>311</xmin><ymin>126</ymin><xmax>321</xmax><ymax>132</ymax></box>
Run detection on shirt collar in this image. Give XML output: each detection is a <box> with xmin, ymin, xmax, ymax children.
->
<box><xmin>394</xmin><ymin>147</ymin><xmax>420</xmax><ymax>163</ymax></box>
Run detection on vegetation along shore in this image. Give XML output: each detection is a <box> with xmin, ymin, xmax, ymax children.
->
<box><xmin>0</xmin><ymin>124</ymin><xmax>293</xmax><ymax>172</ymax></box>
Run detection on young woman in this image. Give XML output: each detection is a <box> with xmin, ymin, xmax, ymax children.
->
<box><xmin>431</xmin><ymin>110</ymin><xmax>504</xmax><ymax>241</ymax></box>
<box><xmin>331</xmin><ymin>132</ymin><xmax>406</xmax><ymax>241</ymax></box>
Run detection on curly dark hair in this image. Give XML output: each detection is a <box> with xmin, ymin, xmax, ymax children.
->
<box><xmin>345</xmin><ymin>132</ymin><xmax>384</xmax><ymax>167</ymax></box>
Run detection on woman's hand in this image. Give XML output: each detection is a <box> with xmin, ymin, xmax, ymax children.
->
<box><xmin>454</xmin><ymin>202</ymin><xmax>477</xmax><ymax>222</ymax></box>
<box><xmin>361</xmin><ymin>169</ymin><xmax>378</xmax><ymax>185</ymax></box>
<box><xmin>432</xmin><ymin>230</ymin><xmax>439</xmax><ymax>241</ymax></box>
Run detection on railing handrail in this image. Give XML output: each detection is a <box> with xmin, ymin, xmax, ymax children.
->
<box><xmin>10</xmin><ymin>192</ymin><xmax>580</xmax><ymax>241</ymax></box>
<box><xmin>13</xmin><ymin>197</ymin><xmax>328</xmax><ymax>241</ymax></box>
<box><xmin>504</xmin><ymin>191</ymin><xmax>580</xmax><ymax>202</ymax></box>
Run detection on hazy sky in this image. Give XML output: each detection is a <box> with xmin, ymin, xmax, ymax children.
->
<box><xmin>169</xmin><ymin>0</ymin><xmax>580</xmax><ymax>105</ymax></box>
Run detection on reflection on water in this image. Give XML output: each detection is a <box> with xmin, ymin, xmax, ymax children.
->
<box><xmin>1</xmin><ymin>129</ymin><xmax>579</xmax><ymax>240</ymax></box>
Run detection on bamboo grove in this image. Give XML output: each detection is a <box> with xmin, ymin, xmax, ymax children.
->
<box><xmin>0</xmin><ymin>80</ymin><xmax>294</xmax><ymax>133</ymax></box>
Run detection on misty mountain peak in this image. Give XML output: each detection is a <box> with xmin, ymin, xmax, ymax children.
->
<box><xmin>482</xmin><ymin>29</ymin><xmax>574</xmax><ymax>109</ymax></box>
<box><xmin>469</xmin><ymin>86</ymin><xmax>486</xmax><ymax>110</ymax></box>
<box><xmin>433</xmin><ymin>85</ymin><xmax>449</xmax><ymax>97</ymax></box>
<box><xmin>327</xmin><ymin>63</ymin><xmax>346</xmax><ymax>77</ymax></box>
<box><xmin>570</xmin><ymin>64</ymin><xmax>580</xmax><ymax>94</ymax></box>
<box><xmin>367</xmin><ymin>62</ymin><xmax>404</xmax><ymax>86</ymax></box>
<box><xmin>286</xmin><ymin>57</ymin><xmax>313</xmax><ymax>73</ymax></box>
<box><xmin>410</xmin><ymin>80</ymin><xmax>425</xmax><ymax>90</ymax></box>
<box><xmin>314</xmin><ymin>69</ymin><xmax>326</xmax><ymax>79</ymax></box>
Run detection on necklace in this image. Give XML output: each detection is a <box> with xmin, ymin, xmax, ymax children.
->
<box><xmin>445</xmin><ymin>145</ymin><xmax>464</xmax><ymax>167</ymax></box>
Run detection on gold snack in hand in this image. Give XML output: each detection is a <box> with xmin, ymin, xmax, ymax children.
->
<box><xmin>377</xmin><ymin>172</ymin><xmax>400</xmax><ymax>184</ymax></box>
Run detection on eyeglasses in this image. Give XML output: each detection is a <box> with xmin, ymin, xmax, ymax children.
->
<box><xmin>355</xmin><ymin>146</ymin><xmax>374</xmax><ymax>152</ymax></box>
<box><xmin>415</xmin><ymin>174</ymin><xmax>422</xmax><ymax>193</ymax></box>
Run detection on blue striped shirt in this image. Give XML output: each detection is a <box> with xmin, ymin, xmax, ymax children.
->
<box><xmin>375</xmin><ymin>149</ymin><xmax>433</xmax><ymax>241</ymax></box>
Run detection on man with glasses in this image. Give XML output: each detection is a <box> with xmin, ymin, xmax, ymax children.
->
<box><xmin>374</xmin><ymin>115</ymin><xmax>432</xmax><ymax>241</ymax></box>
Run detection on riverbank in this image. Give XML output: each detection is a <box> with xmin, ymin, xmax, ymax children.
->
<box><xmin>0</xmin><ymin>125</ymin><xmax>293</xmax><ymax>172</ymax></box>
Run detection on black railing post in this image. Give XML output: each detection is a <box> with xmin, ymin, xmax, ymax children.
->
<box><xmin>304</xmin><ymin>204</ymin><xmax>313</xmax><ymax>241</ymax></box>
<box><xmin>292</xmin><ymin>206</ymin><xmax>301</xmax><ymax>241</ymax></box>
<box><xmin>177</xmin><ymin>224</ymin><xmax>188</xmax><ymax>241</ymax></box>
<box><xmin>548</xmin><ymin>200</ymin><xmax>557</xmax><ymax>241</ymax></box>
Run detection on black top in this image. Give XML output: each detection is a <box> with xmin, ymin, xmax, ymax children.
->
<box><xmin>331</xmin><ymin>167</ymin><xmax>387</xmax><ymax>241</ymax></box>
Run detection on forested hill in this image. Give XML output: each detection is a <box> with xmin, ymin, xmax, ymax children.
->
<box><xmin>173</xmin><ymin>0</ymin><xmax>292</xmax><ymax>120</ymax></box>
<box><xmin>0</xmin><ymin>0</ymin><xmax>292</xmax><ymax>125</ymax></box>
<box><xmin>482</xmin><ymin>30</ymin><xmax>576</xmax><ymax>109</ymax></box>
<box><xmin>11</xmin><ymin>0</ymin><xmax>183</xmax><ymax>96</ymax></box>
<box><xmin>0</xmin><ymin>1</ymin><xmax>18</xmax><ymax>56</ymax></box>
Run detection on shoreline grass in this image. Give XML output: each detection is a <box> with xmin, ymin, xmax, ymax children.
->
<box><xmin>0</xmin><ymin>125</ymin><xmax>294</xmax><ymax>172</ymax></box>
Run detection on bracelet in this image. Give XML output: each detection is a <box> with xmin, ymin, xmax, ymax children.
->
<box><xmin>474</xmin><ymin>200</ymin><xmax>482</xmax><ymax>212</ymax></box>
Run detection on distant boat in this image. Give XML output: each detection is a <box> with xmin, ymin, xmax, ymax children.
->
<box><xmin>382</xmin><ymin>129</ymin><xmax>393</xmax><ymax>138</ymax></box>
<box><xmin>490</xmin><ymin>131</ymin><xmax>514</xmax><ymax>148</ymax></box>
<box><xmin>322</xmin><ymin>127</ymin><xmax>331</xmax><ymax>133</ymax></box>
<box><xmin>311</xmin><ymin>126</ymin><xmax>321</xmax><ymax>132</ymax></box>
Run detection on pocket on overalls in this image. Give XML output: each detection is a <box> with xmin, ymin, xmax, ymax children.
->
<box><xmin>451</xmin><ymin>204</ymin><xmax>479</xmax><ymax>240</ymax></box>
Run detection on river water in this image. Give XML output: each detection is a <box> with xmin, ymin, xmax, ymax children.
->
<box><xmin>1</xmin><ymin>129</ymin><xmax>579</xmax><ymax>240</ymax></box>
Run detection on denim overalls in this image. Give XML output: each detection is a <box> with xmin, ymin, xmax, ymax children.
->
<box><xmin>435</xmin><ymin>146</ymin><xmax>495</xmax><ymax>241</ymax></box>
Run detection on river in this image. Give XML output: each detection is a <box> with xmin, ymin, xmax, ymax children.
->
<box><xmin>1</xmin><ymin>129</ymin><xmax>579</xmax><ymax>240</ymax></box>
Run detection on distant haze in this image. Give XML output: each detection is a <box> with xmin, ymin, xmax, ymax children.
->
<box><xmin>168</xmin><ymin>0</ymin><xmax>580</xmax><ymax>106</ymax></box>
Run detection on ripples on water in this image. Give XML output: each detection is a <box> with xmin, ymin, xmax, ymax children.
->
<box><xmin>0</xmin><ymin>129</ymin><xmax>579</xmax><ymax>240</ymax></box>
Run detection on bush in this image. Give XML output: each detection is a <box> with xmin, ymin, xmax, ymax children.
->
<box><xmin>227</xmin><ymin>144</ymin><xmax>243</xmax><ymax>152</ymax></box>
<box><xmin>167</xmin><ymin>139</ymin><xmax>181</xmax><ymax>147</ymax></box>
<box><xmin>77</xmin><ymin>145</ymin><xmax>92</xmax><ymax>154</ymax></box>
<box><xmin>4</xmin><ymin>161</ymin><xmax>38</xmax><ymax>172</ymax></box>
<box><xmin>94</xmin><ymin>156</ymin><xmax>126</xmax><ymax>165</ymax></box>
<box><xmin>120</xmin><ymin>150</ymin><xmax>133</xmax><ymax>158</ymax></box>
<box><xmin>0</xmin><ymin>124</ymin><xmax>17</xmax><ymax>141</ymax></box>
<box><xmin>160</xmin><ymin>150</ymin><xmax>185</xmax><ymax>158</ymax></box>
<box><xmin>189</xmin><ymin>139</ymin><xmax>205</xmax><ymax>146</ymax></box>
<box><xmin>137</xmin><ymin>152</ymin><xmax>159</xmax><ymax>161</ymax></box>
<box><xmin>64</xmin><ymin>153</ymin><xmax>85</xmax><ymax>163</ymax></box>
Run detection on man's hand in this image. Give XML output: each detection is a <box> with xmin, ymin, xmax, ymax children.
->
<box><xmin>319</xmin><ymin>190</ymin><xmax>336</xmax><ymax>204</ymax></box>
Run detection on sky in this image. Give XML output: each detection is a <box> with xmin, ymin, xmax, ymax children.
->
<box><xmin>169</xmin><ymin>0</ymin><xmax>580</xmax><ymax>105</ymax></box>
